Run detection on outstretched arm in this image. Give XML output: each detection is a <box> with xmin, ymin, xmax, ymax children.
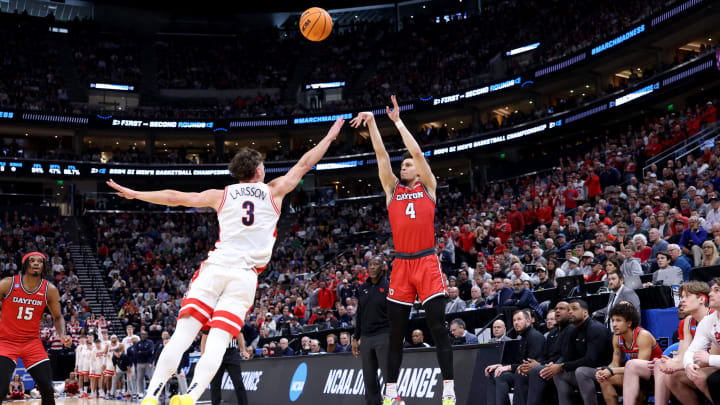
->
<box><xmin>106</xmin><ymin>179</ymin><xmax>224</xmax><ymax>210</ymax></box>
<box><xmin>350</xmin><ymin>112</ymin><xmax>397</xmax><ymax>200</ymax></box>
<box><xmin>386</xmin><ymin>95</ymin><xmax>436</xmax><ymax>198</ymax></box>
<box><xmin>268</xmin><ymin>118</ymin><xmax>344</xmax><ymax>204</ymax></box>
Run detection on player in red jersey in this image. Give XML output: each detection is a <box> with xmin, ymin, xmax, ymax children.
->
<box><xmin>624</xmin><ymin>281</ymin><xmax>714</xmax><ymax>404</ymax></box>
<box><xmin>351</xmin><ymin>96</ymin><xmax>455</xmax><ymax>405</ymax></box>
<box><xmin>0</xmin><ymin>252</ymin><xmax>70</xmax><ymax>405</ymax></box>
<box><xmin>595</xmin><ymin>302</ymin><xmax>663</xmax><ymax>405</ymax></box>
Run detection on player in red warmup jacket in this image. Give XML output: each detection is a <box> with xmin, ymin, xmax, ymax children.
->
<box><xmin>351</xmin><ymin>96</ymin><xmax>455</xmax><ymax>405</ymax></box>
<box><xmin>0</xmin><ymin>252</ymin><xmax>70</xmax><ymax>405</ymax></box>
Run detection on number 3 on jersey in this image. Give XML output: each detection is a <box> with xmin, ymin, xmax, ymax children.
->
<box><xmin>242</xmin><ymin>201</ymin><xmax>255</xmax><ymax>226</ymax></box>
<box><xmin>405</xmin><ymin>202</ymin><xmax>416</xmax><ymax>219</ymax></box>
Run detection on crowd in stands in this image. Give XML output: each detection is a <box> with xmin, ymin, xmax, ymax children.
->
<box><xmin>71</xmin><ymin>24</ymin><xmax>143</xmax><ymax>86</ymax></box>
<box><xmin>0</xmin><ymin>0</ymin><xmax>702</xmax><ymax>122</ymax></box>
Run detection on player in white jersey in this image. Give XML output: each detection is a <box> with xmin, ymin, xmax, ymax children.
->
<box><xmin>74</xmin><ymin>336</ymin><xmax>88</xmax><ymax>396</ymax></box>
<box><xmin>107</xmin><ymin>117</ymin><xmax>345</xmax><ymax>405</ymax></box>
<box><xmin>89</xmin><ymin>338</ymin><xmax>106</xmax><ymax>398</ymax></box>
<box><xmin>683</xmin><ymin>278</ymin><xmax>720</xmax><ymax>403</ymax></box>
<box><xmin>104</xmin><ymin>334</ymin><xmax>122</xmax><ymax>399</ymax></box>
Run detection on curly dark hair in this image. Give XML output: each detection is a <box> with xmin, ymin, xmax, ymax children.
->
<box><xmin>609</xmin><ymin>302</ymin><xmax>640</xmax><ymax>329</ymax></box>
<box><xmin>228</xmin><ymin>148</ymin><xmax>263</xmax><ymax>181</ymax></box>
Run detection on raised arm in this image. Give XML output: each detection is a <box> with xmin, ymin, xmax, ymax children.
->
<box><xmin>386</xmin><ymin>95</ymin><xmax>437</xmax><ymax>198</ymax></box>
<box><xmin>350</xmin><ymin>112</ymin><xmax>397</xmax><ymax>201</ymax></box>
<box><xmin>268</xmin><ymin>118</ymin><xmax>344</xmax><ymax>205</ymax></box>
<box><xmin>106</xmin><ymin>179</ymin><xmax>224</xmax><ymax>210</ymax></box>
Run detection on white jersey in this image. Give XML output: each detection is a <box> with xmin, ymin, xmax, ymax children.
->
<box><xmin>75</xmin><ymin>344</ymin><xmax>87</xmax><ymax>369</ymax></box>
<box><xmin>121</xmin><ymin>335</ymin><xmax>135</xmax><ymax>353</ymax></box>
<box><xmin>91</xmin><ymin>345</ymin><xmax>105</xmax><ymax>369</ymax></box>
<box><xmin>105</xmin><ymin>340</ymin><xmax>120</xmax><ymax>368</ymax></box>
<box><xmin>205</xmin><ymin>182</ymin><xmax>280</xmax><ymax>269</ymax></box>
<box><xmin>683</xmin><ymin>312</ymin><xmax>720</xmax><ymax>368</ymax></box>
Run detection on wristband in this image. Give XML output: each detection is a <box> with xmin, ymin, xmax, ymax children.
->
<box><xmin>395</xmin><ymin>120</ymin><xmax>406</xmax><ymax>130</ymax></box>
<box><xmin>606</xmin><ymin>366</ymin><xmax>614</xmax><ymax>376</ymax></box>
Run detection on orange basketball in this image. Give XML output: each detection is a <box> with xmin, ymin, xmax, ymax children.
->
<box><xmin>299</xmin><ymin>7</ymin><xmax>333</xmax><ymax>42</ymax></box>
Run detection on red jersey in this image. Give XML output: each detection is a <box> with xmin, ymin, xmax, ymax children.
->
<box><xmin>678</xmin><ymin>309</ymin><xmax>715</xmax><ymax>340</ymax></box>
<box><xmin>388</xmin><ymin>181</ymin><xmax>436</xmax><ymax>254</ymax></box>
<box><xmin>618</xmin><ymin>326</ymin><xmax>663</xmax><ymax>360</ymax></box>
<box><xmin>0</xmin><ymin>275</ymin><xmax>49</xmax><ymax>341</ymax></box>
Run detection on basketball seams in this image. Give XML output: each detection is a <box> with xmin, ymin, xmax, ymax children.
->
<box><xmin>306</xmin><ymin>13</ymin><xmax>322</xmax><ymax>40</ymax></box>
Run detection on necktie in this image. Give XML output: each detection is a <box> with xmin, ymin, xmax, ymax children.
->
<box><xmin>605</xmin><ymin>292</ymin><xmax>616</xmax><ymax>325</ymax></box>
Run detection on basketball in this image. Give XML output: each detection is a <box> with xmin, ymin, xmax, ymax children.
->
<box><xmin>299</xmin><ymin>7</ymin><xmax>333</xmax><ymax>42</ymax></box>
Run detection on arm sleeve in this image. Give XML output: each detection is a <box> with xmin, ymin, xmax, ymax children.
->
<box><xmin>353</xmin><ymin>301</ymin><xmax>362</xmax><ymax>340</ymax></box>
<box><xmin>684</xmin><ymin>316</ymin><xmax>713</xmax><ymax>368</ymax></box>
<box><xmin>679</xmin><ymin>232</ymin><xmax>688</xmax><ymax>249</ymax></box>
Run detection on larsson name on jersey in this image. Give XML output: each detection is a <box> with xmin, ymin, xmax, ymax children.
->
<box><xmin>396</xmin><ymin>191</ymin><xmax>424</xmax><ymax>201</ymax></box>
<box><xmin>12</xmin><ymin>296</ymin><xmax>43</xmax><ymax>306</ymax></box>
<box><xmin>229</xmin><ymin>186</ymin><xmax>267</xmax><ymax>201</ymax></box>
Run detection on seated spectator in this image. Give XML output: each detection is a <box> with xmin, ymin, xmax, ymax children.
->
<box><xmin>298</xmin><ymin>336</ymin><xmax>311</xmax><ymax>356</ymax></box>
<box><xmin>444</xmin><ymin>287</ymin><xmax>466</xmax><ymax>314</ymax></box>
<box><xmin>533</xmin><ymin>265</ymin><xmax>554</xmax><ymax>290</ymax></box>
<box><xmin>405</xmin><ymin>329</ymin><xmax>430</xmax><ymax>348</ymax></box>
<box><xmin>620</xmin><ymin>244</ymin><xmax>643</xmax><ymax>282</ymax></box>
<box><xmin>505</xmin><ymin>279</ymin><xmax>543</xmax><ymax>318</ymax></box>
<box><xmin>337</xmin><ymin>332</ymin><xmax>351</xmax><ymax>352</ymax></box>
<box><xmin>308</xmin><ymin>339</ymin><xmax>326</xmax><ymax>355</ymax></box>
<box><xmin>487</xmin><ymin>320</ymin><xmax>510</xmax><ymax>344</ymax></box>
<box><xmin>643</xmin><ymin>251</ymin><xmax>684</xmax><ymax>287</ymax></box>
<box><xmin>465</xmin><ymin>286</ymin><xmax>485</xmax><ymax>309</ymax></box>
<box><xmin>484</xmin><ymin>309</ymin><xmax>545</xmax><ymax>405</ymax></box>
<box><xmin>633</xmin><ymin>234</ymin><xmax>653</xmax><ymax>263</ymax></box>
<box><xmin>585</xmin><ymin>258</ymin><xmax>607</xmax><ymax>282</ymax></box>
<box><xmin>699</xmin><ymin>240</ymin><xmax>720</xmax><ymax>267</ymax></box>
<box><xmin>449</xmin><ymin>318</ymin><xmax>478</xmax><ymax>345</ymax></box>
<box><xmin>277</xmin><ymin>338</ymin><xmax>295</xmax><ymax>356</ymax></box>
<box><xmin>668</xmin><ymin>243</ymin><xmax>693</xmax><ymax>281</ymax></box>
<box><xmin>595</xmin><ymin>303</ymin><xmax>663</xmax><ymax>405</ymax></box>
<box><xmin>551</xmin><ymin>299</ymin><xmax>613</xmax><ymax>405</ymax></box>
<box><xmin>679</xmin><ymin>216</ymin><xmax>707</xmax><ymax>265</ymax></box>
<box><xmin>515</xmin><ymin>301</ymin><xmax>574</xmax><ymax>405</ymax></box>
<box><xmin>326</xmin><ymin>333</ymin><xmax>344</xmax><ymax>353</ymax></box>
<box><xmin>594</xmin><ymin>269</ymin><xmax>641</xmax><ymax>325</ymax></box>
<box><xmin>486</xmin><ymin>276</ymin><xmax>513</xmax><ymax>308</ymax></box>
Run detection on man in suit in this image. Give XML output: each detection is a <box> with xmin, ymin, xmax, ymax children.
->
<box><xmin>592</xmin><ymin>269</ymin><xmax>640</xmax><ymax>327</ymax></box>
<box><xmin>466</xmin><ymin>286</ymin><xmax>485</xmax><ymax>309</ymax></box>
<box><xmin>505</xmin><ymin>279</ymin><xmax>544</xmax><ymax>318</ymax></box>
<box><xmin>487</xmin><ymin>276</ymin><xmax>514</xmax><ymax>308</ymax></box>
<box><xmin>450</xmin><ymin>319</ymin><xmax>478</xmax><ymax>345</ymax></box>
<box><xmin>444</xmin><ymin>287</ymin><xmax>466</xmax><ymax>314</ymax></box>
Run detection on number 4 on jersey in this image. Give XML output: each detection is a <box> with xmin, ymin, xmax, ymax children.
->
<box><xmin>405</xmin><ymin>202</ymin><xmax>416</xmax><ymax>219</ymax></box>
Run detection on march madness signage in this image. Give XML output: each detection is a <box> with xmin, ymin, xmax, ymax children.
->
<box><xmin>200</xmin><ymin>343</ymin><xmax>505</xmax><ymax>405</ymax></box>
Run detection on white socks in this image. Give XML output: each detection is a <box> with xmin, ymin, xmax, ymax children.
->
<box><xmin>143</xmin><ymin>317</ymin><xmax>203</xmax><ymax>400</ymax></box>
<box><xmin>185</xmin><ymin>328</ymin><xmax>232</xmax><ymax>401</ymax></box>
<box><xmin>443</xmin><ymin>380</ymin><xmax>455</xmax><ymax>397</ymax></box>
<box><xmin>385</xmin><ymin>383</ymin><xmax>397</xmax><ymax>398</ymax></box>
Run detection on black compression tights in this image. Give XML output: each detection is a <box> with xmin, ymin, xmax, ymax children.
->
<box><xmin>0</xmin><ymin>356</ymin><xmax>55</xmax><ymax>405</ymax></box>
<box><xmin>386</xmin><ymin>297</ymin><xmax>454</xmax><ymax>383</ymax></box>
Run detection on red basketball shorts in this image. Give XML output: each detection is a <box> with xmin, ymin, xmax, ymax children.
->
<box><xmin>0</xmin><ymin>338</ymin><xmax>48</xmax><ymax>369</ymax></box>
<box><xmin>388</xmin><ymin>253</ymin><xmax>447</xmax><ymax>306</ymax></box>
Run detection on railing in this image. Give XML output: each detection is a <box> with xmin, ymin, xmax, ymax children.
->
<box><xmin>643</xmin><ymin>123</ymin><xmax>720</xmax><ymax>176</ymax></box>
